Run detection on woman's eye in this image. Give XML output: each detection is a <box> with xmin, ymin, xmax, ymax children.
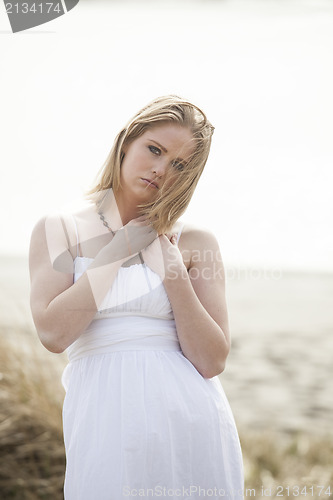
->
<box><xmin>171</xmin><ymin>160</ymin><xmax>185</xmax><ymax>171</ymax></box>
<box><xmin>148</xmin><ymin>145</ymin><xmax>161</xmax><ymax>155</ymax></box>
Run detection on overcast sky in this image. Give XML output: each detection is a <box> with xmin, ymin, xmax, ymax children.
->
<box><xmin>0</xmin><ymin>0</ymin><xmax>332</xmax><ymax>271</ymax></box>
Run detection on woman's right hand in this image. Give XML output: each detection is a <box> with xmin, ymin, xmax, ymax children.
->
<box><xmin>100</xmin><ymin>215</ymin><xmax>158</xmax><ymax>264</ymax></box>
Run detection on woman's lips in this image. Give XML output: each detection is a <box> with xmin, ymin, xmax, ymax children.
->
<box><xmin>141</xmin><ymin>178</ymin><xmax>158</xmax><ymax>189</ymax></box>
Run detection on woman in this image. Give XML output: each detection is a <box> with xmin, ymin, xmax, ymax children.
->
<box><xmin>29</xmin><ymin>95</ymin><xmax>244</xmax><ymax>499</ymax></box>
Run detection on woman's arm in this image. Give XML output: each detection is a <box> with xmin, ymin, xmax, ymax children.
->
<box><xmin>142</xmin><ymin>226</ymin><xmax>230</xmax><ymax>379</ymax></box>
<box><xmin>29</xmin><ymin>214</ymin><xmax>156</xmax><ymax>354</ymax></box>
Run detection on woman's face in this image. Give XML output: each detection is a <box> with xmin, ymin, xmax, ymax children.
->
<box><xmin>119</xmin><ymin>123</ymin><xmax>194</xmax><ymax>202</ymax></box>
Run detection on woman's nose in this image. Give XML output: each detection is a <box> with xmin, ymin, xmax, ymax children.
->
<box><xmin>152</xmin><ymin>159</ymin><xmax>168</xmax><ymax>177</ymax></box>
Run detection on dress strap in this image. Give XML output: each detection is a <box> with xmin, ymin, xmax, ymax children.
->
<box><xmin>176</xmin><ymin>223</ymin><xmax>185</xmax><ymax>245</ymax></box>
<box><xmin>71</xmin><ymin>215</ymin><xmax>80</xmax><ymax>258</ymax></box>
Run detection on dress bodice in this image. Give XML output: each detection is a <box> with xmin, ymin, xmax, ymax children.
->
<box><xmin>62</xmin><ymin>220</ymin><xmax>186</xmax><ymax>390</ymax></box>
<box><xmin>62</xmin><ymin>256</ymin><xmax>181</xmax><ymax>386</ymax></box>
<box><xmin>74</xmin><ymin>257</ymin><xmax>174</xmax><ymax>321</ymax></box>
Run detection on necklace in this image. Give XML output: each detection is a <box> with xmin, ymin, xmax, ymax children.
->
<box><xmin>96</xmin><ymin>197</ymin><xmax>116</xmax><ymax>235</ymax></box>
<box><xmin>97</xmin><ymin>209</ymin><xmax>116</xmax><ymax>235</ymax></box>
<box><xmin>96</xmin><ymin>200</ymin><xmax>145</xmax><ymax>264</ymax></box>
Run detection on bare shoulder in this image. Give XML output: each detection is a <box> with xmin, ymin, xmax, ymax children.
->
<box><xmin>29</xmin><ymin>213</ymin><xmax>62</xmax><ymax>250</ymax></box>
<box><xmin>30</xmin><ymin>204</ymin><xmax>97</xmax><ymax>260</ymax></box>
<box><xmin>174</xmin><ymin>221</ymin><xmax>222</xmax><ymax>271</ymax></box>
<box><xmin>29</xmin><ymin>212</ymin><xmax>74</xmax><ymax>272</ymax></box>
<box><xmin>177</xmin><ymin>221</ymin><xmax>221</xmax><ymax>252</ymax></box>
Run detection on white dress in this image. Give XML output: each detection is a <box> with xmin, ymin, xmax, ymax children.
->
<box><xmin>61</xmin><ymin>225</ymin><xmax>244</xmax><ymax>500</ymax></box>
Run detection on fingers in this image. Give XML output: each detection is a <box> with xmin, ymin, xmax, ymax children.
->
<box><xmin>127</xmin><ymin>215</ymin><xmax>150</xmax><ymax>226</ymax></box>
<box><xmin>170</xmin><ymin>234</ymin><xmax>177</xmax><ymax>244</ymax></box>
<box><xmin>164</xmin><ymin>233</ymin><xmax>177</xmax><ymax>244</ymax></box>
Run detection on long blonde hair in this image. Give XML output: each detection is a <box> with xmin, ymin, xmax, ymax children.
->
<box><xmin>86</xmin><ymin>95</ymin><xmax>215</xmax><ymax>234</ymax></box>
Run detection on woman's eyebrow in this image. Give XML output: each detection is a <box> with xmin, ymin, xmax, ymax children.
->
<box><xmin>148</xmin><ymin>139</ymin><xmax>168</xmax><ymax>153</ymax></box>
<box><xmin>148</xmin><ymin>139</ymin><xmax>185</xmax><ymax>163</ymax></box>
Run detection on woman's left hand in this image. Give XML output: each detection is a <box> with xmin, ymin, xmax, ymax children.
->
<box><xmin>141</xmin><ymin>232</ymin><xmax>187</xmax><ymax>282</ymax></box>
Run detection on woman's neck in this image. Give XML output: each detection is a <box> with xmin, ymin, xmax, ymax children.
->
<box><xmin>110</xmin><ymin>187</ymin><xmax>141</xmax><ymax>227</ymax></box>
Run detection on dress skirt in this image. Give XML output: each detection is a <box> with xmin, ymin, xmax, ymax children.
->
<box><xmin>61</xmin><ymin>316</ymin><xmax>244</xmax><ymax>500</ymax></box>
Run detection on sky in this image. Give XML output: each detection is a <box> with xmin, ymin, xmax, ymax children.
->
<box><xmin>0</xmin><ymin>0</ymin><xmax>332</xmax><ymax>272</ymax></box>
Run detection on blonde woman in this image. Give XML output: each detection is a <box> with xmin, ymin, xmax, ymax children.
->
<box><xmin>29</xmin><ymin>95</ymin><xmax>244</xmax><ymax>499</ymax></box>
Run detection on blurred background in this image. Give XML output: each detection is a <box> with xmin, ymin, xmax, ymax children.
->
<box><xmin>1</xmin><ymin>0</ymin><xmax>333</xmax><ymax>271</ymax></box>
<box><xmin>0</xmin><ymin>0</ymin><xmax>332</xmax><ymax>498</ymax></box>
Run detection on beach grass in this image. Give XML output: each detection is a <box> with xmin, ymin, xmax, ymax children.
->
<box><xmin>0</xmin><ymin>326</ymin><xmax>65</xmax><ymax>499</ymax></box>
<box><xmin>0</xmin><ymin>326</ymin><xmax>332</xmax><ymax>500</ymax></box>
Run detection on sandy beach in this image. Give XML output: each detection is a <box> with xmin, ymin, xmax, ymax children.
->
<box><xmin>1</xmin><ymin>255</ymin><xmax>332</xmax><ymax>439</ymax></box>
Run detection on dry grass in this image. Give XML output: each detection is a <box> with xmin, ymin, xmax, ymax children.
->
<box><xmin>0</xmin><ymin>326</ymin><xmax>66</xmax><ymax>500</ymax></box>
<box><xmin>0</xmin><ymin>326</ymin><xmax>332</xmax><ymax>500</ymax></box>
<box><xmin>239</xmin><ymin>429</ymin><xmax>333</xmax><ymax>499</ymax></box>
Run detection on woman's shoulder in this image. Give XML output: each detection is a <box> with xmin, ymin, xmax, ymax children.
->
<box><xmin>32</xmin><ymin>204</ymin><xmax>96</xmax><ymax>233</ymax></box>
<box><xmin>30</xmin><ymin>212</ymin><xmax>66</xmax><ymax>240</ymax></box>
<box><xmin>174</xmin><ymin>220</ymin><xmax>220</xmax><ymax>251</ymax></box>
<box><xmin>173</xmin><ymin>221</ymin><xmax>222</xmax><ymax>270</ymax></box>
<box><xmin>174</xmin><ymin>219</ymin><xmax>217</xmax><ymax>239</ymax></box>
<box><xmin>30</xmin><ymin>205</ymin><xmax>94</xmax><ymax>256</ymax></box>
<box><xmin>30</xmin><ymin>210</ymin><xmax>77</xmax><ymax>238</ymax></box>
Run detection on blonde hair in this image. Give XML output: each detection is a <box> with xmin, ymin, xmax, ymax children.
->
<box><xmin>86</xmin><ymin>95</ymin><xmax>215</xmax><ymax>234</ymax></box>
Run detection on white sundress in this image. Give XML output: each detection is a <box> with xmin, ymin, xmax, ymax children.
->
<box><xmin>61</xmin><ymin>221</ymin><xmax>244</xmax><ymax>500</ymax></box>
